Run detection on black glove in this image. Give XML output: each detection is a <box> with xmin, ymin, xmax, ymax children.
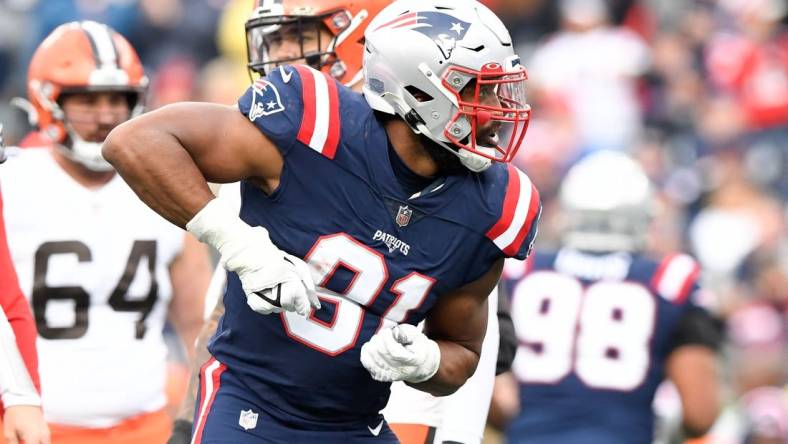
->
<box><xmin>496</xmin><ymin>284</ymin><xmax>517</xmax><ymax>375</ymax></box>
<box><xmin>167</xmin><ymin>419</ymin><xmax>193</xmax><ymax>444</ymax></box>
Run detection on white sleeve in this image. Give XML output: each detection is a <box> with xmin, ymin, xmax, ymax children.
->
<box><xmin>202</xmin><ymin>182</ymin><xmax>242</xmax><ymax>320</ymax></box>
<box><xmin>0</xmin><ymin>306</ymin><xmax>40</xmax><ymax>407</ymax></box>
<box><xmin>433</xmin><ymin>288</ymin><xmax>500</xmax><ymax>444</ymax></box>
<box><xmin>203</xmin><ymin>263</ymin><xmax>227</xmax><ymax>321</ymax></box>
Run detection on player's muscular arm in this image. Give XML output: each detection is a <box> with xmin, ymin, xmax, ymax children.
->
<box><xmin>103</xmin><ymin>102</ymin><xmax>283</xmax><ymax>228</ymax></box>
<box><xmin>167</xmin><ymin>234</ymin><xmax>212</xmax><ymax>360</ymax></box>
<box><xmin>666</xmin><ymin>346</ymin><xmax>720</xmax><ymax>438</ymax></box>
<box><xmin>106</xmin><ymin>103</ymin><xmax>319</xmax><ymax>319</ymax></box>
<box><xmin>413</xmin><ymin>258</ymin><xmax>504</xmax><ymax>396</ymax></box>
<box><xmin>360</xmin><ymin>260</ymin><xmax>502</xmax><ymax>394</ymax></box>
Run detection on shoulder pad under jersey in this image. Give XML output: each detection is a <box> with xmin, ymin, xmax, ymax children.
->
<box><xmin>237</xmin><ymin>65</ymin><xmax>342</xmax><ymax>159</ymax></box>
<box><xmin>483</xmin><ymin>164</ymin><xmax>542</xmax><ymax>260</ymax></box>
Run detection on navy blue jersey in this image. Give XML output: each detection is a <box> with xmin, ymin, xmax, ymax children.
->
<box><xmin>208</xmin><ymin>65</ymin><xmax>541</xmax><ymax>426</ymax></box>
<box><xmin>503</xmin><ymin>248</ymin><xmax>706</xmax><ymax>444</ymax></box>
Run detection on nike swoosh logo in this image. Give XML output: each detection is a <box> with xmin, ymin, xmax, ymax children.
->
<box><xmin>280</xmin><ymin>66</ymin><xmax>292</xmax><ymax>83</ymax></box>
<box><xmin>368</xmin><ymin>420</ymin><xmax>384</xmax><ymax>436</ymax></box>
<box><xmin>254</xmin><ymin>283</ymin><xmax>282</xmax><ymax>307</ymax></box>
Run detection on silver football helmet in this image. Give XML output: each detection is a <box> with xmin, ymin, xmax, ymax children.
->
<box><xmin>559</xmin><ymin>151</ymin><xmax>655</xmax><ymax>252</ymax></box>
<box><xmin>362</xmin><ymin>0</ymin><xmax>531</xmax><ymax>172</ymax></box>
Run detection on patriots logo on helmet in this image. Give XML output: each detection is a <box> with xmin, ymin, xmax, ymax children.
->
<box><xmin>375</xmin><ymin>11</ymin><xmax>471</xmax><ymax>60</ymax></box>
<box><xmin>248</xmin><ymin>78</ymin><xmax>285</xmax><ymax>121</ymax></box>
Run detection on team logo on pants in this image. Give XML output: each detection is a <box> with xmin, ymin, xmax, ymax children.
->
<box><xmin>239</xmin><ymin>409</ymin><xmax>259</xmax><ymax>430</ymax></box>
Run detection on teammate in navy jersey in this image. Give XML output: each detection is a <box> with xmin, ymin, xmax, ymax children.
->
<box><xmin>104</xmin><ymin>0</ymin><xmax>540</xmax><ymax>442</ymax></box>
<box><xmin>499</xmin><ymin>151</ymin><xmax>722</xmax><ymax>444</ymax></box>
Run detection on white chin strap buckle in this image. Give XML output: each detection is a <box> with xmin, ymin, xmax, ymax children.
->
<box><xmin>457</xmin><ymin>148</ymin><xmax>493</xmax><ymax>172</ymax></box>
<box><xmin>64</xmin><ymin>132</ymin><xmax>114</xmax><ymax>172</ymax></box>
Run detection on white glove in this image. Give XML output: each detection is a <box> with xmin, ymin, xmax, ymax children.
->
<box><xmin>360</xmin><ymin>324</ymin><xmax>440</xmax><ymax>383</ymax></box>
<box><xmin>186</xmin><ymin>198</ymin><xmax>320</xmax><ymax>317</ymax></box>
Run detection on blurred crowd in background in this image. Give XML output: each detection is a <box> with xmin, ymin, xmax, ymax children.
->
<box><xmin>0</xmin><ymin>0</ymin><xmax>786</xmax><ymax>442</ymax></box>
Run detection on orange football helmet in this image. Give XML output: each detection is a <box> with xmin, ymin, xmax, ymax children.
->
<box><xmin>27</xmin><ymin>21</ymin><xmax>147</xmax><ymax>146</ymax></box>
<box><xmin>246</xmin><ymin>0</ymin><xmax>391</xmax><ymax>86</ymax></box>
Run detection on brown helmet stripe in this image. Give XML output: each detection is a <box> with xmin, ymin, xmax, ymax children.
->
<box><xmin>79</xmin><ymin>21</ymin><xmax>120</xmax><ymax>69</ymax></box>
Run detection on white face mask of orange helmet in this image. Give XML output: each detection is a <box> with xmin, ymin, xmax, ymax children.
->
<box><xmin>63</xmin><ymin>129</ymin><xmax>113</xmax><ymax>172</ymax></box>
<box><xmin>245</xmin><ymin>0</ymin><xmax>391</xmax><ymax>88</ymax></box>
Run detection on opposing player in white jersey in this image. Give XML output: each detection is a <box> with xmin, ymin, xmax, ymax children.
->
<box><xmin>0</xmin><ymin>22</ymin><xmax>212</xmax><ymax>444</ymax></box>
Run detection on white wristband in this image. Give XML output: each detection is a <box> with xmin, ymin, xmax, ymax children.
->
<box><xmin>186</xmin><ymin>198</ymin><xmax>252</xmax><ymax>251</ymax></box>
<box><xmin>186</xmin><ymin>198</ymin><xmax>283</xmax><ymax>280</ymax></box>
<box><xmin>2</xmin><ymin>392</ymin><xmax>42</xmax><ymax>408</ymax></box>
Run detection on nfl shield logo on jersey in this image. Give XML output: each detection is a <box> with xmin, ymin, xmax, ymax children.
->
<box><xmin>238</xmin><ymin>409</ymin><xmax>258</xmax><ymax>430</ymax></box>
<box><xmin>248</xmin><ymin>79</ymin><xmax>285</xmax><ymax>121</ymax></box>
<box><xmin>396</xmin><ymin>205</ymin><xmax>413</xmax><ymax>227</ymax></box>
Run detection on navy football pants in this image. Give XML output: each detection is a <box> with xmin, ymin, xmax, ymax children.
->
<box><xmin>191</xmin><ymin>358</ymin><xmax>400</xmax><ymax>443</ymax></box>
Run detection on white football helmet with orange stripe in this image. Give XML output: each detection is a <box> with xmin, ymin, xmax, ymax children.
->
<box><xmin>26</xmin><ymin>21</ymin><xmax>147</xmax><ymax>171</ymax></box>
<box><xmin>362</xmin><ymin>0</ymin><xmax>531</xmax><ymax>172</ymax></box>
<box><xmin>246</xmin><ymin>0</ymin><xmax>391</xmax><ymax>87</ymax></box>
<box><xmin>559</xmin><ymin>151</ymin><xmax>656</xmax><ymax>252</ymax></box>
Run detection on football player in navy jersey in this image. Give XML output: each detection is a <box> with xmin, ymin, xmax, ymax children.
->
<box><xmin>166</xmin><ymin>0</ymin><xmax>390</xmax><ymax>441</ymax></box>
<box><xmin>104</xmin><ymin>0</ymin><xmax>540</xmax><ymax>442</ymax></box>
<box><xmin>498</xmin><ymin>151</ymin><xmax>722</xmax><ymax>444</ymax></box>
<box><xmin>168</xmin><ymin>1</ymin><xmax>519</xmax><ymax>443</ymax></box>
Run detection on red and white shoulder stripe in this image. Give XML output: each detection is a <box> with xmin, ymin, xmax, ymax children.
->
<box><xmin>486</xmin><ymin>165</ymin><xmax>541</xmax><ymax>258</ymax></box>
<box><xmin>293</xmin><ymin>65</ymin><xmax>341</xmax><ymax>159</ymax></box>
<box><xmin>651</xmin><ymin>254</ymin><xmax>701</xmax><ymax>304</ymax></box>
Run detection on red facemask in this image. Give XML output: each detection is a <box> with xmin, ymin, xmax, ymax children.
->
<box><xmin>442</xmin><ymin>62</ymin><xmax>531</xmax><ymax>164</ymax></box>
